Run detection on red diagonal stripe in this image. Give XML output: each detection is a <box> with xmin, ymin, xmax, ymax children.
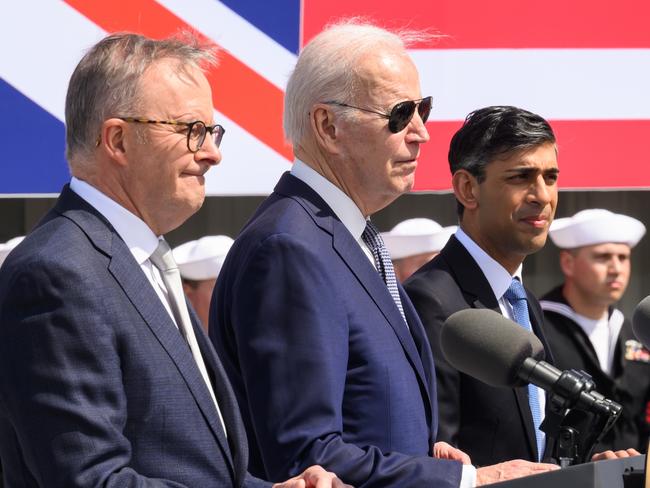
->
<box><xmin>65</xmin><ymin>0</ymin><xmax>292</xmax><ymax>160</ymax></box>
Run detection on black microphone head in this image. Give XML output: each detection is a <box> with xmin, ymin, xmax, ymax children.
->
<box><xmin>632</xmin><ymin>296</ymin><xmax>650</xmax><ymax>349</ymax></box>
<box><xmin>441</xmin><ymin>308</ymin><xmax>545</xmax><ymax>388</ymax></box>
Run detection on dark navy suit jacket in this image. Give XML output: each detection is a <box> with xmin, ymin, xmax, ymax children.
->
<box><xmin>0</xmin><ymin>186</ymin><xmax>269</xmax><ymax>487</ymax></box>
<box><xmin>210</xmin><ymin>173</ymin><xmax>462</xmax><ymax>487</ymax></box>
<box><xmin>405</xmin><ymin>235</ymin><xmax>556</xmax><ymax>466</ymax></box>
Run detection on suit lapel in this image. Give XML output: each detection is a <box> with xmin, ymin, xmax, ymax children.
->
<box><xmin>331</xmin><ymin>224</ymin><xmax>431</xmax><ymax>393</ymax></box>
<box><xmin>109</xmin><ymin>237</ymin><xmax>236</xmax><ymax>470</ymax></box>
<box><xmin>191</xmin><ymin>308</ymin><xmax>248</xmax><ymax>487</ymax></box>
<box><xmin>399</xmin><ymin>284</ymin><xmax>437</xmax><ymax>429</ymax></box>
<box><xmin>442</xmin><ymin>236</ymin><xmax>539</xmax><ymax>458</ymax></box>
<box><xmin>58</xmin><ymin>187</ymin><xmax>236</xmax><ymax>475</ymax></box>
<box><xmin>275</xmin><ymin>174</ymin><xmax>433</xmax><ymax>410</ymax></box>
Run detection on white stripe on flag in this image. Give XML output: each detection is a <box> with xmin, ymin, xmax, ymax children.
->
<box><xmin>0</xmin><ymin>1</ymin><xmax>107</xmax><ymax>120</ymax></box>
<box><xmin>411</xmin><ymin>48</ymin><xmax>650</xmax><ymax>120</ymax></box>
<box><xmin>157</xmin><ymin>0</ymin><xmax>297</xmax><ymax>90</ymax></box>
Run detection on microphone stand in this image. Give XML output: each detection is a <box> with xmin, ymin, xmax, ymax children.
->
<box><xmin>539</xmin><ymin>369</ymin><xmax>622</xmax><ymax>466</ymax></box>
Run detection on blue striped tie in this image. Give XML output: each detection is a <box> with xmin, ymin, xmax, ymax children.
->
<box><xmin>504</xmin><ymin>278</ymin><xmax>545</xmax><ymax>461</ymax></box>
<box><xmin>362</xmin><ymin>220</ymin><xmax>407</xmax><ymax>325</ymax></box>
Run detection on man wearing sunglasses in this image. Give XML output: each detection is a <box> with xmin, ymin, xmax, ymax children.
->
<box><xmin>0</xmin><ymin>32</ymin><xmax>347</xmax><ymax>488</ymax></box>
<box><xmin>210</xmin><ymin>22</ymin><xmax>556</xmax><ymax>487</ymax></box>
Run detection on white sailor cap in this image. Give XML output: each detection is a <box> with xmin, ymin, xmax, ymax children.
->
<box><xmin>381</xmin><ymin>218</ymin><xmax>457</xmax><ymax>260</ymax></box>
<box><xmin>172</xmin><ymin>235</ymin><xmax>234</xmax><ymax>281</ymax></box>
<box><xmin>549</xmin><ymin>209</ymin><xmax>646</xmax><ymax>249</ymax></box>
<box><xmin>0</xmin><ymin>236</ymin><xmax>25</xmax><ymax>268</ymax></box>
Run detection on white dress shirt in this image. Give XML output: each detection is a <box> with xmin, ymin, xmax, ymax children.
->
<box><xmin>455</xmin><ymin>228</ymin><xmax>547</xmax><ymax>426</ymax></box>
<box><xmin>291</xmin><ymin>159</ymin><xmax>375</xmax><ymax>265</ymax></box>
<box><xmin>291</xmin><ymin>161</ymin><xmax>476</xmax><ymax>487</ymax></box>
<box><xmin>70</xmin><ymin>177</ymin><xmax>177</xmax><ymax>325</ymax></box>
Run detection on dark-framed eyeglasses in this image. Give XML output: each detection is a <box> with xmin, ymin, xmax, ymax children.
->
<box><xmin>118</xmin><ymin>117</ymin><xmax>225</xmax><ymax>152</ymax></box>
<box><xmin>323</xmin><ymin>96</ymin><xmax>432</xmax><ymax>133</ymax></box>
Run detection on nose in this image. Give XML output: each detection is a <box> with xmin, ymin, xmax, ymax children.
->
<box><xmin>609</xmin><ymin>256</ymin><xmax>623</xmax><ymax>274</ymax></box>
<box><xmin>405</xmin><ymin>111</ymin><xmax>430</xmax><ymax>143</ymax></box>
<box><xmin>528</xmin><ymin>174</ymin><xmax>554</xmax><ymax>206</ymax></box>
<box><xmin>195</xmin><ymin>135</ymin><xmax>222</xmax><ymax>166</ymax></box>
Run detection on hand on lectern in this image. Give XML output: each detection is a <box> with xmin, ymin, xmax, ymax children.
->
<box><xmin>476</xmin><ymin>460</ymin><xmax>559</xmax><ymax>485</ymax></box>
<box><xmin>591</xmin><ymin>448</ymin><xmax>641</xmax><ymax>461</ymax></box>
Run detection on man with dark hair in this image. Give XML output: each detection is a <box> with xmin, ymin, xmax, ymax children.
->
<box><xmin>541</xmin><ymin>209</ymin><xmax>650</xmax><ymax>453</ymax></box>
<box><xmin>0</xmin><ymin>32</ymin><xmax>345</xmax><ymax>488</ymax></box>
<box><xmin>405</xmin><ymin>105</ymin><xmax>560</xmax><ymax>466</ymax></box>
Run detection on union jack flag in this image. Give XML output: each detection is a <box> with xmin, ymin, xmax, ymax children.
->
<box><xmin>2</xmin><ymin>0</ymin><xmax>649</xmax><ymax>195</ymax></box>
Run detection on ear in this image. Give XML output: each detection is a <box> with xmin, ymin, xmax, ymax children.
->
<box><xmin>310</xmin><ymin>103</ymin><xmax>341</xmax><ymax>155</ymax></box>
<box><xmin>452</xmin><ymin>169</ymin><xmax>480</xmax><ymax>212</ymax></box>
<box><xmin>559</xmin><ymin>250</ymin><xmax>575</xmax><ymax>277</ymax></box>
<box><xmin>98</xmin><ymin>118</ymin><xmax>129</xmax><ymax>167</ymax></box>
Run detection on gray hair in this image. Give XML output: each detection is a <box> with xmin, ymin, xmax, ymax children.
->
<box><xmin>283</xmin><ymin>19</ymin><xmax>432</xmax><ymax>146</ymax></box>
<box><xmin>65</xmin><ymin>32</ymin><xmax>216</xmax><ymax>170</ymax></box>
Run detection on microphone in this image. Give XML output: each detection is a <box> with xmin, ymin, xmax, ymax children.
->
<box><xmin>632</xmin><ymin>295</ymin><xmax>650</xmax><ymax>349</ymax></box>
<box><xmin>441</xmin><ymin>308</ymin><xmax>621</xmax><ymax>417</ymax></box>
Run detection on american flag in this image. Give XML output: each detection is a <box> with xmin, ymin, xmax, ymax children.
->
<box><xmin>2</xmin><ymin>0</ymin><xmax>649</xmax><ymax>195</ymax></box>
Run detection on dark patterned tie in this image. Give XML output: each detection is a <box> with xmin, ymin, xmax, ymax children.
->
<box><xmin>362</xmin><ymin>220</ymin><xmax>407</xmax><ymax>325</ymax></box>
<box><xmin>504</xmin><ymin>278</ymin><xmax>545</xmax><ymax>461</ymax></box>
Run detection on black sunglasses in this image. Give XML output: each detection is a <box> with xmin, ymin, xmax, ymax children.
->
<box><xmin>324</xmin><ymin>96</ymin><xmax>432</xmax><ymax>133</ymax></box>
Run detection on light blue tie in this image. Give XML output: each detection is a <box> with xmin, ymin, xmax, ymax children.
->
<box><xmin>503</xmin><ymin>278</ymin><xmax>545</xmax><ymax>461</ymax></box>
<box><xmin>362</xmin><ymin>220</ymin><xmax>407</xmax><ymax>325</ymax></box>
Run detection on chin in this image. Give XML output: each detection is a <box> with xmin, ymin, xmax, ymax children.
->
<box><xmin>396</xmin><ymin>174</ymin><xmax>415</xmax><ymax>193</ymax></box>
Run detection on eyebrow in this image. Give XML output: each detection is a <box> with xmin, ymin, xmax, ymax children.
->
<box><xmin>505</xmin><ymin>166</ymin><xmax>560</xmax><ymax>175</ymax></box>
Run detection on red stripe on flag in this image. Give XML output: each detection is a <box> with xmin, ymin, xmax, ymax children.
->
<box><xmin>303</xmin><ymin>0</ymin><xmax>650</xmax><ymax>49</ymax></box>
<box><xmin>65</xmin><ymin>0</ymin><xmax>292</xmax><ymax>160</ymax></box>
<box><xmin>414</xmin><ymin>120</ymin><xmax>650</xmax><ymax>191</ymax></box>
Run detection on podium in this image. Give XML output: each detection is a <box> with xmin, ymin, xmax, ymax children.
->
<box><xmin>487</xmin><ymin>455</ymin><xmax>646</xmax><ymax>488</ymax></box>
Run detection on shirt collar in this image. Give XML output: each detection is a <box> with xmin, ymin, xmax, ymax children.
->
<box><xmin>69</xmin><ymin>176</ymin><xmax>160</xmax><ymax>264</ymax></box>
<box><xmin>455</xmin><ymin>227</ymin><xmax>523</xmax><ymax>300</ymax></box>
<box><xmin>291</xmin><ymin>159</ymin><xmax>367</xmax><ymax>240</ymax></box>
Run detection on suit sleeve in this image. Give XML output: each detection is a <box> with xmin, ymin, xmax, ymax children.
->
<box><xmin>405</xmin><ymin>277</ymin><xmax>463</xmax><ymax>447</ymax></box>
<box><xmin>223</xmin><ymin>234</ymin><xmax>461</xmax><ymax>488</ymax></box>
<box><xmin>0</xmin><ymin>259</ymin><xmax>189</xmax><ymax>488</ymax></box>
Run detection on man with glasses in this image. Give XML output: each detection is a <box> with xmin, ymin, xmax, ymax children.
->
<box><xmin>0</xmin><ymin>32</ymin><xmax>347</xmax><ymax>488</ymax></box>
<box><xmin>210</xmin><ymin>22</ymin><xmax>556</xmax><ymax>487</ymax></box>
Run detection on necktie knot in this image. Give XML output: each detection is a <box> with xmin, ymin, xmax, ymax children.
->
<box><xmin>150</xmin><ymin>239</ymin><xmax>177</xmax><ymax>273</ymax></box>
<box><xmin>361</xmin><ymin>220</ymin><xmax>384</xmax><ymax>254</ymax></box>
<box><xmin>504</xmin><ymin>277</ymin><xmax>527</xmax><ymax>303</ymax></box>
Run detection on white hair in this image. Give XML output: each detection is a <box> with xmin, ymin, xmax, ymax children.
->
<box><xmin>283</xmin><ymin>19</ymin><xmax>433</xmax><ymax>147</ymax></box>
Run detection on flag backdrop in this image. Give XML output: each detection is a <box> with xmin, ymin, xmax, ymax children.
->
<box><xmin>2</xmin><ymin>1</ymin><xmax>649</xmax><ymax>196</ymax></box>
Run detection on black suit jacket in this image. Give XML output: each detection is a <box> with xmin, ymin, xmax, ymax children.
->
<box><xmin>405</xmin><ymin>235</ymin><xmax>555</xmax><ymax>466</ymax></box>
<box><xmin>0</xmin><ymin>186</ymin><xmax>268</xmax><ymax>487</ymax></box>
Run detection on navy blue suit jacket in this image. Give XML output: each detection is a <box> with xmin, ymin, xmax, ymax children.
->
<box><xmin>0</xmin><ymin>186</ymin><xmax>269</xmax><ymax>487</ymax></box>
<box><xmin>210</xmin><ymin>173</ymin><xmax>462</xmax><ymax>487</ymax></box>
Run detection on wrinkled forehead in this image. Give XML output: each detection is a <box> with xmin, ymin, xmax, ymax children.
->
<box><xmin>138</xmin><ymin>59</ymin><xmax>212</xmax><ymax>111</ymax></box>
<box><xmin>353</xmin><ymin>49</ymin><xmax>420</xmax><ymax>103</ymax></box>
